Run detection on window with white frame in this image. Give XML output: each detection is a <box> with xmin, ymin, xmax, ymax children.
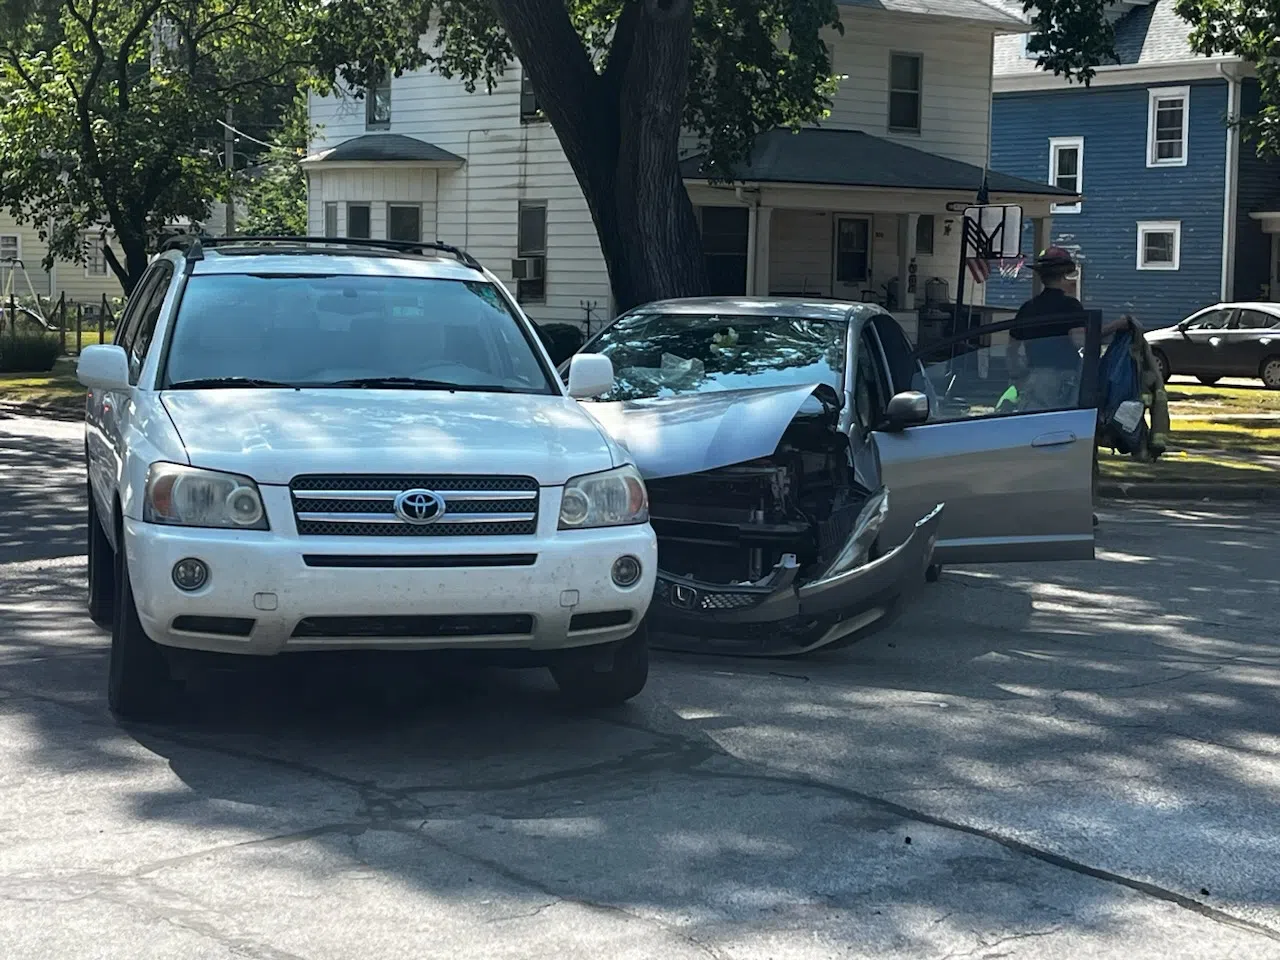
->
<box><xmin>84</xmin><ymin>232</ymin><xmax>108</xmax><ymax>276</ymax></box>
<box><xmin>323</xmin><ymin>202</ymin><xmax>338</xmax><ymax>238</ymax></box>
<box><xmin>888</xmin><ymin>53</ymin><xmax>922</xmax><ymax>134</ymax></box>
<box><xmin>516</xmin><ymin>202</ymin><xmax>547</xmax><ymax>304</ymax></box>
<box><xmin>1136</xmin><ymin>221</ymin><xmax>1181</xmax><ymax>271</ymax></box>
<box><xmin>1147</xmin><ymin>87</ymin><xmax>1188</xmax><ymax>167</ymax></box>
<box><xmin>364</xmin><ymin>66</ymin><xmax>391</xmax><ymax>130</ymax></box>
<box><xmin>0</xmin><ymin>234</ymin><xmax>17</xmax><ymax>263</ymax></box>
<box><xmin>1048</xmin><ymin>137</ymin><xmax>1083</xmax><ymax>214</ymax></box>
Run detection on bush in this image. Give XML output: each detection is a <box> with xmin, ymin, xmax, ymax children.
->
<box><xmin>0</xmin><ymin>331</ymin><xmax>61</xmax><ymax>373</ymax></box>
<box><xmin>536</xmin><ymin>323</ymin><xmax>586</xmax><ymax>367</ymax></box>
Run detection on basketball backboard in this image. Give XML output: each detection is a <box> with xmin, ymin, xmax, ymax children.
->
<box><xmin>964</xmin><ymin>204</ymin><xmax>1023</xmax><ymax>259</ymax></box>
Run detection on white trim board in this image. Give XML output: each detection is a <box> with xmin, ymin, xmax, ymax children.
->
<box><xmin>993</xmin><ymin>57</ymin><xmax>1248</xmax><ymax>94</ymax></box>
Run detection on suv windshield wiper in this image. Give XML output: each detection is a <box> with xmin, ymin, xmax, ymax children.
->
<box><xmin>323</xmin><ymin>377</ymin><xmax>516</xmax><ymax>392</ymax></box>
<box><xmin>166</xmin><ymin>377</ymin><xmax>296</xmax><ymax>390</ymax></box>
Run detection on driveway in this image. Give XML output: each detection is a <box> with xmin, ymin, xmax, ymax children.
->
<box><xmin>2</xmin><ymin>412</ymin><xmax>1278</xmax><ymax>959</ymax></box>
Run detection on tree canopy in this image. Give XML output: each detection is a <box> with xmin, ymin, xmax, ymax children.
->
<box><xmin>0</xmin><ymin>0</ymin><xmax>429</xmax><ymax>293</ymax></box>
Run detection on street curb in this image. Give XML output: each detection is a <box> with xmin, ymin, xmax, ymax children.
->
<box><xmin>1100</xmin><ymin>482</ymin><xmax>1280</xmax><ymax>502</ymax></box>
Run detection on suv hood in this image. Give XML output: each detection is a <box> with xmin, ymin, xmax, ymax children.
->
<box><xmin>161</xmin><ymin>389</ymin><xmax>617</xmax><ymax>486</ymax></box>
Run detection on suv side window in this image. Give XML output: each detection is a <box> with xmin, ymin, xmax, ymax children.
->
<box><xmin>114</xmin><ymin>265</ymin><xmax>166</xmax><ymax>354</ymax></box>
<box><xmin>127</xmin><ymin>264</ymin><xmax>174</xmax><ymax>384</ymax></box>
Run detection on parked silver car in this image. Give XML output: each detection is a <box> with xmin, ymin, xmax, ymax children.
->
<box><xmin>1146</xmin><ymin>302</ymin><xmax>1280</xmax><ymax>388</ymax></box>
<box><xmin>570</xmin><ymin>297</ymin><xmax>1101</xmax><ymax>656</ymax></box>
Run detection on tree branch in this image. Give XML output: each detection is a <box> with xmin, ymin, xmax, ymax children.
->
<box><xmin>116</xmin><ymin>0</ymin><xmax>167</xmax><ymax>111</ymax></box>
<box><xmin>601</xmin><ymin>0</ymin><xmax>641</xmax><ymax>100</ymax></box>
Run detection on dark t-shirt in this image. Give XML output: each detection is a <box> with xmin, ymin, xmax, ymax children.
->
<box><xmin>1012</xmin><ymin>288</ymin><xmax>1085</xmax><ymax>370</ymax></box>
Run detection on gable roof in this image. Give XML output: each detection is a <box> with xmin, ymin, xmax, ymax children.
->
<box><xmin>839</xmin><ymin>0</ymin><xmax>1028</xmax><ymax>30</ymax></box>
<box><xmin>302</xmin><ymin>134</ymin><xmax>465</xmax><ymax>166</ymax></box>
<box><xmin>680</xmin><ymin>127</ymin><xmax>1074</xmax><ymax>197</ymax></box>
<box><xmin>994</xmin><ymin>0</ymin><xmax>1200</xmax><ymax>78</ymax></box>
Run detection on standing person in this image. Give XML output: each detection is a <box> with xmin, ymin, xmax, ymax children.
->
<box><xmin>1010</xmin><ymin>247</ymin><xmax>1129</xmax><ymax>526</ymax></box>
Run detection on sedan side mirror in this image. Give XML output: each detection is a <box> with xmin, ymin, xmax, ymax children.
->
<box><xmin>566</xmin><ymin>353</ymin><xmax>614</xmax><ymax>399</ymax></box>
<box><xmin>882</xmin><ymin>390</ymin><xmax>930</xmax><ymax>431</ymax></box>
<box><xmin>77</xmin><ymin>344</ymin><xmax>130</xmax><ymax>391</ymax></box>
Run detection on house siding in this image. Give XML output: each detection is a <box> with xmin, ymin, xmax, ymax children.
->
<box><xmin>1233</xmin><ymin>79</ymin><xmax>1279</xmax><ymax>302</ymax></box>
<box><xmin>0</xmin><ymin>212</ymin><xmax>123</xmax><ymax>309</ymax></box>
<box><xmin>308</xmin><ymin>8</ymin><xmax>1003</xmax><ymax>326</ymax></box>
<box><xmin>988</xmin><ymin>80</ymin><xmax>1228</xmax><ymax>325</ymax></box>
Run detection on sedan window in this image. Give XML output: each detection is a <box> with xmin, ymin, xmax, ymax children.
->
<box><xmin>1187</xmin><ymin>309</ymin><xmax>1232</xmax><ymax>330</ymax></box>
<box><xmin>161</xmin><ymin>274</ymin><xmax>555</xmax><ymax>394</ymax></box>
<box><xmin>583</xmin><ymin>311</ymin><xmax>847</xmax><ymax>402</ymax></box>
<box><xmin>1236</xmin><ymin>309</ymin><xmax>1280</xmax><ymax>331</ymax></box>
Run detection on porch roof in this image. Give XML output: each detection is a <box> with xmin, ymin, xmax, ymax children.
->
<box><xmin>679</xmin><ymin>128</ymin><xmax>1075</xmax><ymax>198</ymax></box>
<box><xmin>301</xmin><ymin>134</ymin><xmax>465</xmax><ymax>166</ymax></box>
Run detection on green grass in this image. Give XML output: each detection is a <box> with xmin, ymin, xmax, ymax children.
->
<box><xmin>1101</xmin><ymin>417</ymin><xmax>1280</xmax><ymax>487</ymax></box>
<box><xmin>0</xmin><ymin>357</ymin><xmax>84</xmax><ymax>406</ymax></box>
<box><xmin>1166</xmin><ymin>381</ymin><xmax>1280</xmax><ymax>417</ymax></box>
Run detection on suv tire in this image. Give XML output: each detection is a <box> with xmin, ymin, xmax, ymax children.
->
<box><xmin>107</xmin><ymin>539</ymin><xmax>176</xmax><ymax>721</ymax></box>
<box><xmin>551</xmin><ymin>621</ymin><xmax>649</xmax><ymax>707</ymax></box>
<box><xmin>87</xmin><ymin>490</ymin><xmax>115</xmax><ymax>628</ymax></box>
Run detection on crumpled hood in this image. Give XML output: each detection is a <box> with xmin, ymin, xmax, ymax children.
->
<box><xmin>584</xmin><ymin>383</ymin><xmax>830</xmax><ymax>480</ymax></box>
<box><xmin>161</xmin><ymin>389</ymin><xmax>616</xmax><ymax>486</ymax></box>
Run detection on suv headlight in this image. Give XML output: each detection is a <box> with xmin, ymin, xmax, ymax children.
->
<box><xmin>144</xmin><ymin>463</ymin><xmax>269</xmax><ymax>530</ymax></box>
<box><xmin>558</xmin><ymin>464</ymin><xmax>649</xmax><ymax>530</ymax></box>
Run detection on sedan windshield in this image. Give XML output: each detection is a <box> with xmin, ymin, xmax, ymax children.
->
<box><xmin>163</xmin><ymin>274</ymin><xmax>555</xmax><ymax>394</ymax></box>
<box><xmin>584</xmin><ymin>311</ymin><xmax>847</xmax><ymax>402</ymax></box>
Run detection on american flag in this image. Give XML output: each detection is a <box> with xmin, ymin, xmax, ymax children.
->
<box><xmin>964</xmin><ymin>216</ymin><xmax>992</xmax><ymax>285</ymax></box>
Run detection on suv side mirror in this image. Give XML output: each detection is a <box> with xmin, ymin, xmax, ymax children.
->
<box><xmin>566</xmin><ymin>353</ymin><xmax>614</xmax><ymax>399</ymax></box>
<box><xmin>882</xmin><ymin>390</ymin><xmax>930</xmax><ymax>431</ymax></box>
<box><xmin>77</xmin><ymin>344</ymin><xmax>130</xmax><ymax>391</ymax></box>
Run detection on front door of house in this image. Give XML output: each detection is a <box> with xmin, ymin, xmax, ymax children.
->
<box><xmin>700</xmin><ymin>207</ymin><xmax>750</xmax><ymax>296</ymax></box>
<box><xmin>832</xmin><ymin>216</ymin><xmax>872</xmax><ymax>302</ymax></box>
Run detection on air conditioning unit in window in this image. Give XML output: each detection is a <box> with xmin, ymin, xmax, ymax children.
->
<box><xmin>511</xmin><ymin>256</ymin><xmax>545</xmax><ymax>281</ymax></box>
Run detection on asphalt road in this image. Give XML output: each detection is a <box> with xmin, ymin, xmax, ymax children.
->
<box><xmin>2</xmin><ymin>411</ymin><xmax>1279</xmax><ymax>959</ymax></box>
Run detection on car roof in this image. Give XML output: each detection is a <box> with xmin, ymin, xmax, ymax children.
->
<box><xmin>1196</xmin><ymin>302</ymin><xmax>1280</xmax><ymax>314</ymax></box>
<box><xmin>634</xmin><ymin>296</ymin><xmax>879</xmax><ymax>322</ymax></box>
<box><xmin>186</xmin><ymin>247</ymin><xmax>485</xmax><ymax>281</ymax></box>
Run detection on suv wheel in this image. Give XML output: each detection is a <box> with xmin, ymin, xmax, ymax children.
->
<box><xmin>87</xmin><ymin>490</ymin><xmax>115</xmax><ymax>628</ymax></box>
<box><xmin>551</xmin><ymin>621</ymin><xmax>649</xmax><ymax>707</ymax></box>
<box><xmin>107</xmin><ymin>539</ymin><xmax>176</xmax><ymax>720</ymax></box>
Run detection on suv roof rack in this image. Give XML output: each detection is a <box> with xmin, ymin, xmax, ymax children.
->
<box><xmin>159</xmin><ymin>235</ymin><xmax>483</xmax><ymax>270</ymax></box>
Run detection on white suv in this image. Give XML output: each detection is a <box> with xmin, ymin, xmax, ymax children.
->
<box><xmin>78</xmin><ymin>237</ymin><xmax>656</xmax><ymax>719</ymax></box>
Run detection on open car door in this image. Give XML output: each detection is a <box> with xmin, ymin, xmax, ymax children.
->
<box><xmin>871</xmin><ymin>313</ymin><xmax>1100</xmax><ymax>564</ymax></box>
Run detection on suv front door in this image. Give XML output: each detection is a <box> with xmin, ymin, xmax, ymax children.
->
<box><xmin>870</xmin><ymin>314</ymin><xmax>1099</xmax><ymax>564</ymax></box>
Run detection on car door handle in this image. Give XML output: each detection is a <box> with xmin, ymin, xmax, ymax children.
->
<box><xmin>1031</xmin><ymin>431</ymin><xmax>1076</xmax><ymax>448</ymax></box>
<box><xmin>1209</xmin><ymin>337</ymin><xmax>1223</xmax><ymax>347</ymax></box>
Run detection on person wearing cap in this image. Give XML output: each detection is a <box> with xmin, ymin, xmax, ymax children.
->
<box><xmin>1010</xmin><ymin>247</ymin><xmax>1129</xmax><ymax>410</ymax></box>
<box><xmin>1010</xmin><ymin>246</ymin><xmax>1131</xmax><ymax>526</ymax></box>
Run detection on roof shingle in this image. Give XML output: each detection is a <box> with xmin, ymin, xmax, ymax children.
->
<box><xmin>680</xmin><ymin>127</ymin><xmax>1075</xmax><ymax>197</ymax></box>
<box><xmin>303</xmin><ymin>134</ymin><xmax>465</xmax><ymax>165</ymax></box>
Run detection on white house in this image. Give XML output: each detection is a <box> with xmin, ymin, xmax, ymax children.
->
<box><xmin>305</xmin><ymin>0</ymin><xmax>1068</xmax><ymax>340</ymax></box>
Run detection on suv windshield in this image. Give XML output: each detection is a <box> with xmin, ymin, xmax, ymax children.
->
<box><xmin>163</xmin><ymin>273</ymin><xmax>555</xmax><ymax>394</ymax></box>
<box><xmin>583</xmin><ymin>311</ymin><xmax>847</xmax><ymax>402</ymax></box>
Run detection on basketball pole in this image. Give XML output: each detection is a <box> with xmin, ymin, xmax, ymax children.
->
<box><xmin>953</xmin><ymin>174</ymin><xmax>990</xmax><ymax>337</ymax></box>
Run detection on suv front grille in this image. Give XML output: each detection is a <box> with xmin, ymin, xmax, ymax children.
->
<box><xmin>290</xmin><ymin>474</ymin><xmax>539</xmax><ymax>537</ymax></box>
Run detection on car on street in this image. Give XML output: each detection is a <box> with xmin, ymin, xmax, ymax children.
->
<box><xmin>568</xmin><ymin>298</ymin><xmax>1100</xmax><ymax>656</ymax></box>
<box><xmin>1145</xmin><ymin>302</ymin><xmax>1280</xmax><ymax>388</ymax></box>
<box><xmin>77</xmin><ymin>236</ymin><xmax>656</xmax><ymax>720</ymax></box>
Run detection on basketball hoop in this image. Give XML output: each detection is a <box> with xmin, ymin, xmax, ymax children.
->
<box><xmin>996</xmin><ymin>256</ymin><xmax>1026</xmax><ymax>280</ymax></box>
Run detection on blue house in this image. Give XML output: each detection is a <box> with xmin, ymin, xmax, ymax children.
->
<box><xmin>987</xmin><ymin>0</ymin><xmax>1279</xmax><ymax>326</ymax></box>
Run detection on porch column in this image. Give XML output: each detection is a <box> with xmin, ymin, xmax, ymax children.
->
<box><xmin>896</xmin><ymin>213</ymin><xmax>919</xmax><ymax>310</ymax></box>
<box><xmin>753</xmin><ymin>206</ymin><xmax>773</xmax><ymax>296</ymax></box>
<box><xmin>1031</xmin><ymin>216</ymin><xmax>1053</xmax><ymax>296</ymax></box>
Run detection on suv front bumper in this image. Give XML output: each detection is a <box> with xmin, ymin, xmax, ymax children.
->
<box><xmin>123</xmin><ymin>519</ymin><xmax>657</xmax><ymax>656</ymax></box>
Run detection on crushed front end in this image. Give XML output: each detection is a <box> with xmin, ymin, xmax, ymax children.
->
<box><xmin>644</xmin><ymin>396</ymin><xmax>943</xmax><ymax>656</ymax></box>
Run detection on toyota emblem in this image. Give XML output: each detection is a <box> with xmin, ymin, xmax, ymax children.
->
<box><xmin>393</xmin><ymin>489</ymin><xmax>446</xmax><ymax>525</ymax></box>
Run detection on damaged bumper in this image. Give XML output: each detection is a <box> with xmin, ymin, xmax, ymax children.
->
<box><xmin>649</xmin><ymin>501</ymin><xmax>945</xmax><ymax>657</ymax></box>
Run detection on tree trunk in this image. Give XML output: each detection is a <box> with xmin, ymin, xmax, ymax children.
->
<box><xmin>492</xmin><ymin>0</ymin><xmax>709</xmax><ymax>313</ymax></box>
<box><xmin>104</xmin><ymin>230</ymin><xmax>151</xmax><ymax>297</ymax></box>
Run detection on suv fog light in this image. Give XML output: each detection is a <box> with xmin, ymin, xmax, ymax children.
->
<box><xmin>172</xmin><ymin>558</ymin><xmax>209</xmax><ymax>592</ymax></box>
<box><xmin>611</xmin><ymin>555</ymin><xmax>642</xmax><ymax>587</ymax></box>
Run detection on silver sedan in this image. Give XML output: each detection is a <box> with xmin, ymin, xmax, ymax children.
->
<box><xmin>570</xmin><ymin>297</ymin><xmax>1100</xmax><ymax>656</ymax></box>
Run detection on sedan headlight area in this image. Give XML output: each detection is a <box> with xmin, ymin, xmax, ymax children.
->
<box><xmin>558</xmin><ymin>465</ymin><xmax>649</xmax><ymax>530</ymax></box>
<box><xmin>144</xmin><ymin>463</ymin><xmax>269</xmax><ymax>530</ymax></box>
